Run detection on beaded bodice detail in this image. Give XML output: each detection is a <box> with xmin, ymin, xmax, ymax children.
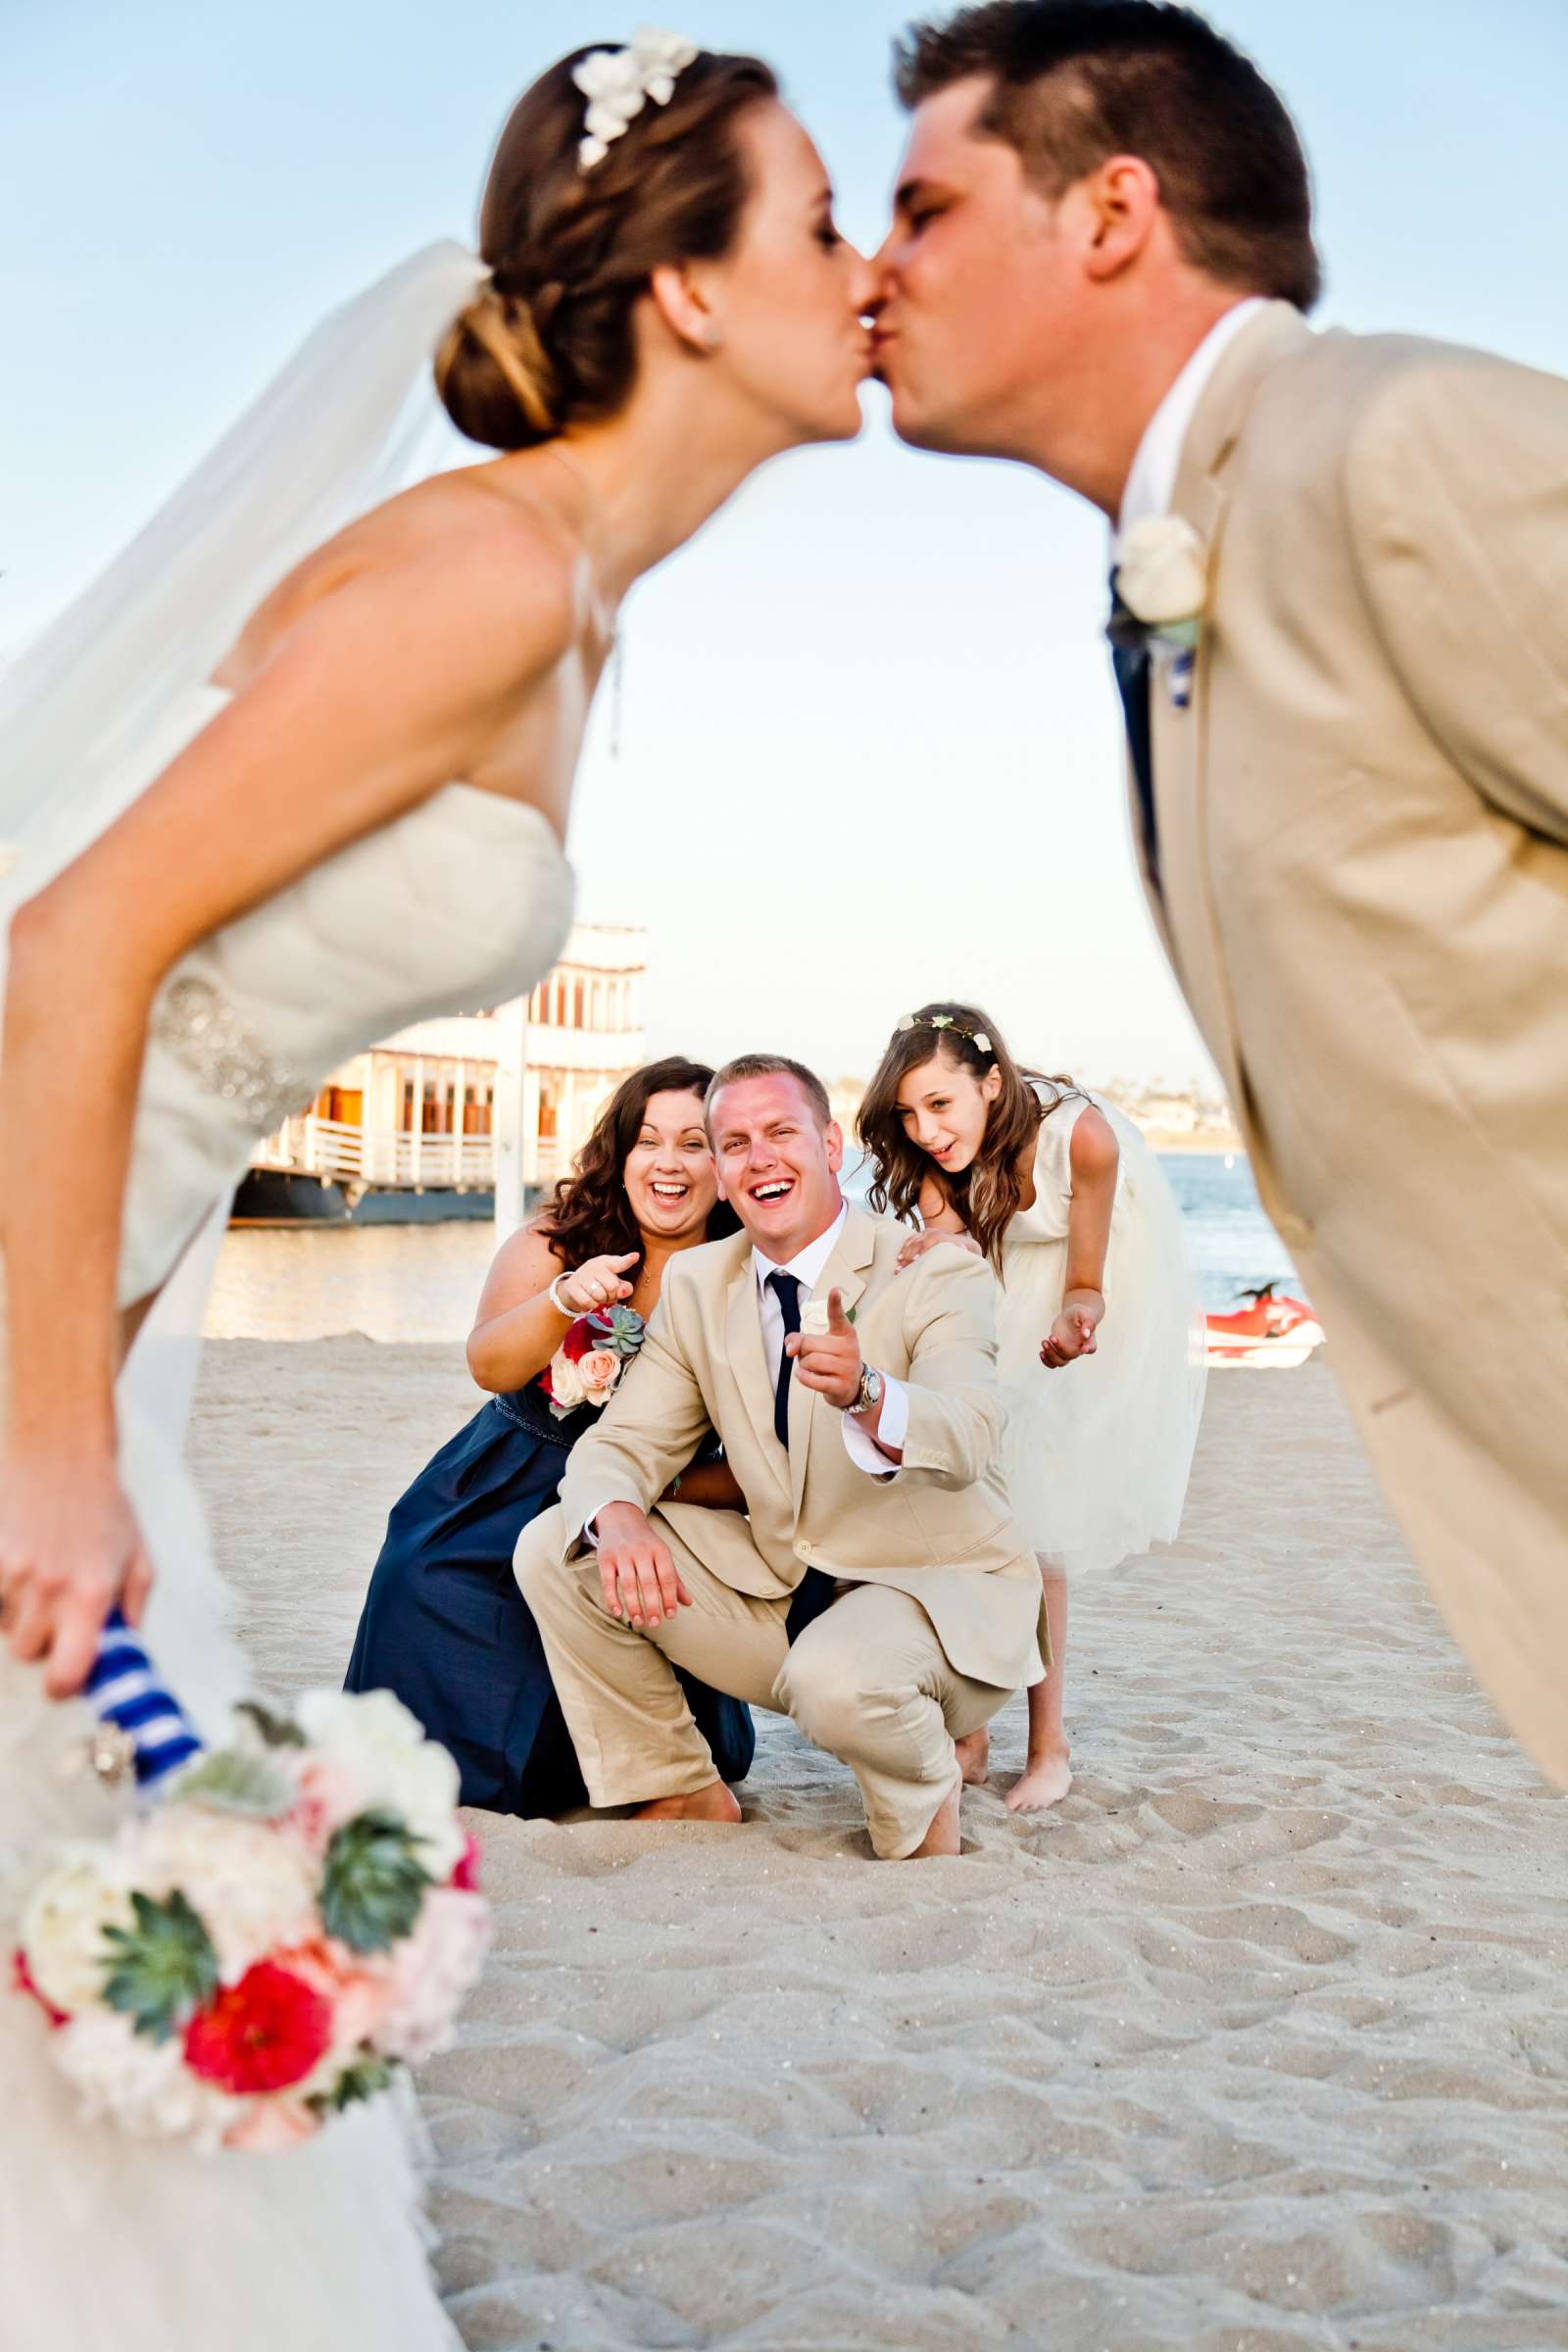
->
<box><xmin>149</xmin><ymin>975</ymin><xmax>312</xmax><ymax>1135</ymax></box>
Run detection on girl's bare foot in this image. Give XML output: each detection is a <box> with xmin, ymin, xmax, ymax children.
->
<box><xmin>955</xmin><ymin>1726</ymin><xmax>991</xmax><ymax>1785</ymax></box>
<box><xmin>1004</xmin><ymin>1745</ymin><xmax>1073</xmax><ymax>1813</ymax></box>
<box><xmin>634</xmin><ymin>1781</ymin><xmax>742</xmax><ymax>1824</ymax></box>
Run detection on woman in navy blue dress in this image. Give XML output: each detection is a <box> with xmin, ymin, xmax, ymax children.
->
<box><xmin>345</xmin><ymin>1056</ymin><xmax>753</xmax><ymax>1811</ymax></box>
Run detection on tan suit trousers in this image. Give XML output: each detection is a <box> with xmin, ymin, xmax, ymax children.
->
<box><xmin>515</xmin><ymin>1504</ymin><xmax>1008</xmax><ymax>1860</ymax></box>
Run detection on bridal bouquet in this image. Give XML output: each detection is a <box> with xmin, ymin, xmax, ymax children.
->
<box><xmin>14</xmin><ymin>1685</ymin><xmax>489</xmax><ymax>2154</ymax></box>
<box><xmin>540</xmin><ymin>1300</ymin><xmax>646</xmax><ymax>1420</ymax></box>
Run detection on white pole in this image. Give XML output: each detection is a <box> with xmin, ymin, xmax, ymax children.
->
<box><xmin>493</xmin><ymin>995</ymin><xmax>529</xmax><ymax>1238</ymax></box>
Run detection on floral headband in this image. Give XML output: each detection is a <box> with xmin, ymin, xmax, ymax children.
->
<box><xmin>896</xmin><ymin>1012</ymin><xmax>994</xmax><ymax>1055</ymax></box>
<box><xmin>572</xmin><ymin>27</ymin><xmax>700</xmax><ymax>172</ymax></box>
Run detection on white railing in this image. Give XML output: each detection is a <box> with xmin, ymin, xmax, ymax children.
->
<box><xmin>254</xmin><ymin>1116</ymin><xmax>496</xmax><ymax>1192</ymax></box>
<box><xmin>532</xmin><ymin>1138</ymin><xmax>567</xmax><ymax>1190</ymax></box>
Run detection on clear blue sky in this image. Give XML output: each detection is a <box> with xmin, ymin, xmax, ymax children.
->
<box><xmin>5</xmin><ymin>0</ymin><xmax>1565</xmax><ymax>1085</ymax></box>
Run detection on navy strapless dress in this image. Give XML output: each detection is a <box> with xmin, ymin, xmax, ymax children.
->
<box><xmin>344</xmin><ymin>1378</ymin><xmax>755</xmax><ymax>1813</ymax></box>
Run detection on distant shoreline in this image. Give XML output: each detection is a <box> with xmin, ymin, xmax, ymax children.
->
<box><xmin>1142</xmin><ymin>1133</ymin><xmax>1244</xmax><ymax>1155</ymax></box>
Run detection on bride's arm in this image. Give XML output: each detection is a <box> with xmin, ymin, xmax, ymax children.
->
<box><xmin>0</xmin><ymin>519</ymin><xmax>576</xmax><ymax>1693</ymax></box>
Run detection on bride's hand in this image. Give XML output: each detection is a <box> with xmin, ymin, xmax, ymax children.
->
<box><xmin>896</xmin><ymin>1228</ymin><xmax>981</xmax><ymax>1273</ymax></box>
<box><xmin>0</xmin><ymin>1459</ymin><xmax>153</xmax><ymax>1697</ymax></box>
<box><xmin>554</xmin><ymin>1252</ymin><xmax>640</xmax><ymax>1314</ymax></box>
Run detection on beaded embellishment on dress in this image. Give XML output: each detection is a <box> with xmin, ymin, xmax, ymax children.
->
<box><xmin>149</xmin><ymin>974</ymin><xmax>313</xmax><ymax>1132</ymax></box>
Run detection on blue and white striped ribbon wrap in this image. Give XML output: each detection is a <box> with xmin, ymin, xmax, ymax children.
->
<box><xmin>83</xmin><ymin>1609</ymin><xmax>204</xmax><ymax>1788</ymax></box>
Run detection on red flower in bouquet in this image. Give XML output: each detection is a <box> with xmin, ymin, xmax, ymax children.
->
<box><xmin>184</xmin><ymin>1961</ymin><xmax>334</xmax><ymax>2095</ymax></box>
<box><xmin>560</xmin><ymin>1315</ymin><xmax>596</xmax><ymax>1365</ymax></box>
<box><xmin>451</xmin><ymin>1833</ymin><xmax>483</xmax><ymax>1892</ymax></box>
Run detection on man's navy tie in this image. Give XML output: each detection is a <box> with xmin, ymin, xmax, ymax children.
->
<box><xmin>1108</xmin><ymin>580</ymin><xmax>1158</xmax><ymax>885</ymax></box>
<box><xmin>767</xmin><ymin>1269</ymin><xmax>801</xmax><ymax>1446</ymax></box>
<box><xmin>767</xmin><ymin>1268</ymin><xmax>837</xmax><ymax>1641</ymax></box>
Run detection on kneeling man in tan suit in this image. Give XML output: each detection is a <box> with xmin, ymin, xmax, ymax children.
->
<box><xmin>514</xmin><ymin>1054</ymin><xmax>1043</xmax><ymax>1859</ymax></box>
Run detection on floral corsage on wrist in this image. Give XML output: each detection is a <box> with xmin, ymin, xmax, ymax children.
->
<box><xmin>540</xmin><ymin>1302</ymin><xmax>646</xmax><ymax>1419</ymax></box>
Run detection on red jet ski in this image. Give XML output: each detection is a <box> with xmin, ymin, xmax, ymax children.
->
<box><xmin>1205</xmin><ymin>1281</ymin><xmax>1325</xmax><ymax>1368</ymax></box>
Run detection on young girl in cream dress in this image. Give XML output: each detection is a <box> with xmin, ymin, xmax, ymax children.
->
<box><xmin>859</xmin><ymin>1004</ymin><xmax>1205</xmax><ymax>1809</ymax></box>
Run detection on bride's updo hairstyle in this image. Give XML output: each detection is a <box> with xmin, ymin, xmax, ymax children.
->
<box><xmin>436</xmin><ymin>45</ymin><xmax>777</xmax><ymax>449</ymax></box>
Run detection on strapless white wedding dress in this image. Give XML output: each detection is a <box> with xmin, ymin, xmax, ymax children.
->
<box><xmin>0</xmin><ymin>685</ymin><xmax>574</xmax><ymax>2351</ymax></box>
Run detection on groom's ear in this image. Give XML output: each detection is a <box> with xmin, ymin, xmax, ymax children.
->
<box><xmin>823</xmin><ymin>1118</ymin><xmax>845</xmax><ymax>1175</ymax></box>
<box><xmin>649</xmin><ymin>263</ymin><xmax>722</xmax><ymax>357</ymax></box>
<box><xmin>1078</xmin><ymin>156</ymin><xmax>1162</xmax><ymax>285</ymax></box>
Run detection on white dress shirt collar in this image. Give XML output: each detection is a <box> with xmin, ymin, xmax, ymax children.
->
<box><xmin>1117</xmin><ymin>296</ymin><xmax>1269</xmax><ymax>538</ymax></box>
<box><xmin>751</xmin><ymin>1201</ymin><xmax>848</xmax><ymax>1302</ymax></box>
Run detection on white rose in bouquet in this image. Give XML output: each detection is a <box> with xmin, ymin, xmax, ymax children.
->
<box><xmin>294</xmin><ymin>1690</ymin><xmax>466</xmax><ymax>1879</ymax></box>
<box><xmin>52</xmin><ymin>2010</ymin><xmax>240</xmax><ymax>2151</ymax></box>
<box><xmin>133</xmin><ymin>1806</ymin><xmax>318</xmax><ymax>1982</ymax></box>
<box><xmin>546</xmin><ymin>1351</ymin><xmax>588</xmax><ymax>1412</ymax></box>
<box><xmin>21</xmin><ymin>1848</ymin><xmax>134</xmax><ymax>2016</ymax></box>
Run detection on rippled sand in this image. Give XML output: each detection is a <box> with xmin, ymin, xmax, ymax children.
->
<box><xmin>193</xmin><ymin>1342</ymin><xmax>1568</xmax><ymax>2351</ymax></box>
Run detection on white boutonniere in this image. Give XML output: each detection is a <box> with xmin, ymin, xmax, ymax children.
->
<box><xmin>1111</xmin><ymin>514</ymin><xmax>1208</xmax><ymax>710</ymax></box>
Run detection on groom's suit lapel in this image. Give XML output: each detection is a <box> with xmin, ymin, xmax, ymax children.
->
<box><xmin>1143</xmin><ymin>301</ymin><xmax>1315</xmax><ymax>1121</ymax></box>
<box><xmin>789</xmin><ymin>1207</ymin><xmax>876</xmax><ymax>1520</ymax></box>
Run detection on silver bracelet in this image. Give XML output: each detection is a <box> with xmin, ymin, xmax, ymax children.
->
<box><xmin>547</xmin><ymin>1274</ymin><xmax>577</xmax><ymax>1319</ymax></box>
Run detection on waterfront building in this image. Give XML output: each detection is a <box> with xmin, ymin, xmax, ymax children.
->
<box><xmin>241</xmin><ymin>924</ymin><xmax>645</xmax><ymax>1222</ymax></box>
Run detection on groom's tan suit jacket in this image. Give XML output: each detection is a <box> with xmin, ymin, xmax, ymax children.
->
<box><xmin>1138</xmin><ymin>301</ymin><xmax>1568</xmax><ymax>1782</ymax></box>
<box><xmin>557</xmin><ymin>1206</ymin><xmax>1043</xmax><ymax>1692</ymax></box>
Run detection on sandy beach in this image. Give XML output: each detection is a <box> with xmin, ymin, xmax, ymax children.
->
<box><xmin>190</xmin><ymin>1341</ymin><xmax>1568</xmax><ymax>2351</ymax></box>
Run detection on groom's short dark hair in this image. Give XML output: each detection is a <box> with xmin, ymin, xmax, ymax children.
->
<box><xmin>706</xmin><ymin>1054</ymin><xmax>833</xmax><ymax>1130</ymax></box>
<box><xmin>896</xmin><ymin>1</ymin><xmax>1322</xmax><ymax>312</ymax></box>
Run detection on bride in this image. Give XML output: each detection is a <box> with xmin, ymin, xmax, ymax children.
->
<box><xmin>0</xmin><ymin>32</ymin><xmax>872</xmax><ymax>2347</ymax></box>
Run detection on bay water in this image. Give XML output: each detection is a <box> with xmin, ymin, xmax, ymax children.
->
<box><xmin>205</xmin><ymin>1152</ymin><xmax>1298</xmax><ymax>1344</ymax></box>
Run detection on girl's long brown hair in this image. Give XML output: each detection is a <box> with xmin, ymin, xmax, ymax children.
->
<box><xmin>542</xmin><ymin>1056</ymin><xmax>739</xmax><ymax>1268</ymax></box>
<box><xmin>858</xmin><ymin>1003</ymin><xmax>1080</xmax><ymax>1266</ymax></box>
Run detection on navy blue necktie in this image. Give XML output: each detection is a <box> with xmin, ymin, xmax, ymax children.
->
<box><xmin>767</xmin><ymin>1268</ymin><xmax>837</xmax><ymax>1641</ymax></box>
<box><xmin>1108</xmin><ymin>582</ymin><xmax>1159</xmax><ymax>885</ymax></box>
<box><xmin>767</xmin><ymin>1269</ymin><xmax>801</xmax><ymax>1446</ymax></box>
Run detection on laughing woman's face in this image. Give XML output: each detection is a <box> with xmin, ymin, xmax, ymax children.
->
<box><xmin>621</xmin><ymin>1089</ymin><xmax>721</xmax><ymax>1241</ymax></box>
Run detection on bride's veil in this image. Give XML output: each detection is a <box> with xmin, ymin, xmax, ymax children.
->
<box><xmin>0</xmin><ymin>241</ymin><xmax>487</xmax><ymax>1700</ymax></box>
<box><xmin>0</xmin><ymin>239</ymin><xmax>486</xmax><ymax>896</ymax></box>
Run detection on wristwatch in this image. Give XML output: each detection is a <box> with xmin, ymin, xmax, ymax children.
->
<box><xmin>850</xmin><ymin>1363</ymin><xmax>885</xmax><ymax>1417</ymax></box>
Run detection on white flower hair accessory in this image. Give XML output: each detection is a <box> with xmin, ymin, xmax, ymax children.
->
<box><xmin>573</xmin><ymin>27</ymin><xmax>700</xmax><ymax>172</ymax></box>
<box><xmin>896</xmin><ymin>1013</ymin><xmax>993</xmax><ymax>1055</ymax></box>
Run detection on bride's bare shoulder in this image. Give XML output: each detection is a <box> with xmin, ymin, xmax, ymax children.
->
<box><xmin>222</xmin><ymin>461</ymin><xmax>586</xmax><ymax>689</ymax></box>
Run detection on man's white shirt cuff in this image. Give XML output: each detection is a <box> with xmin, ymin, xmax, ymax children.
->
<box><xmin>841</xmin><ymin>1373</ymin><xmax>908</xmax><ymax>1476</ymax></box>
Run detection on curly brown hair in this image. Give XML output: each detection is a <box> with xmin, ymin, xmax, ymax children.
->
<box><xmin>858</xmin><ymin>1003</ymin><xmax>1080</xmax><ymax>1266</ymax></box>
<box><xmin>435</xmin><ymin>45</ymin><xmax>778</xmax><ymax>449</ymax></box>
<box><xmin>540</xmin><ymin>1056</ymin><xmax>740</xmax><ymax>1268</ymax></box>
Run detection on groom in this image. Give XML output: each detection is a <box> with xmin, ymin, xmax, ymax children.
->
<box><xmin>873</xmin><ymin>1</ymin><xmax>1568</xmax><ymax>1782</ymax></box>
<box><xmin>514</xmin><ymin>1054</ymin><xmax>1042</xmax><ymax>1858</ymax></box>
